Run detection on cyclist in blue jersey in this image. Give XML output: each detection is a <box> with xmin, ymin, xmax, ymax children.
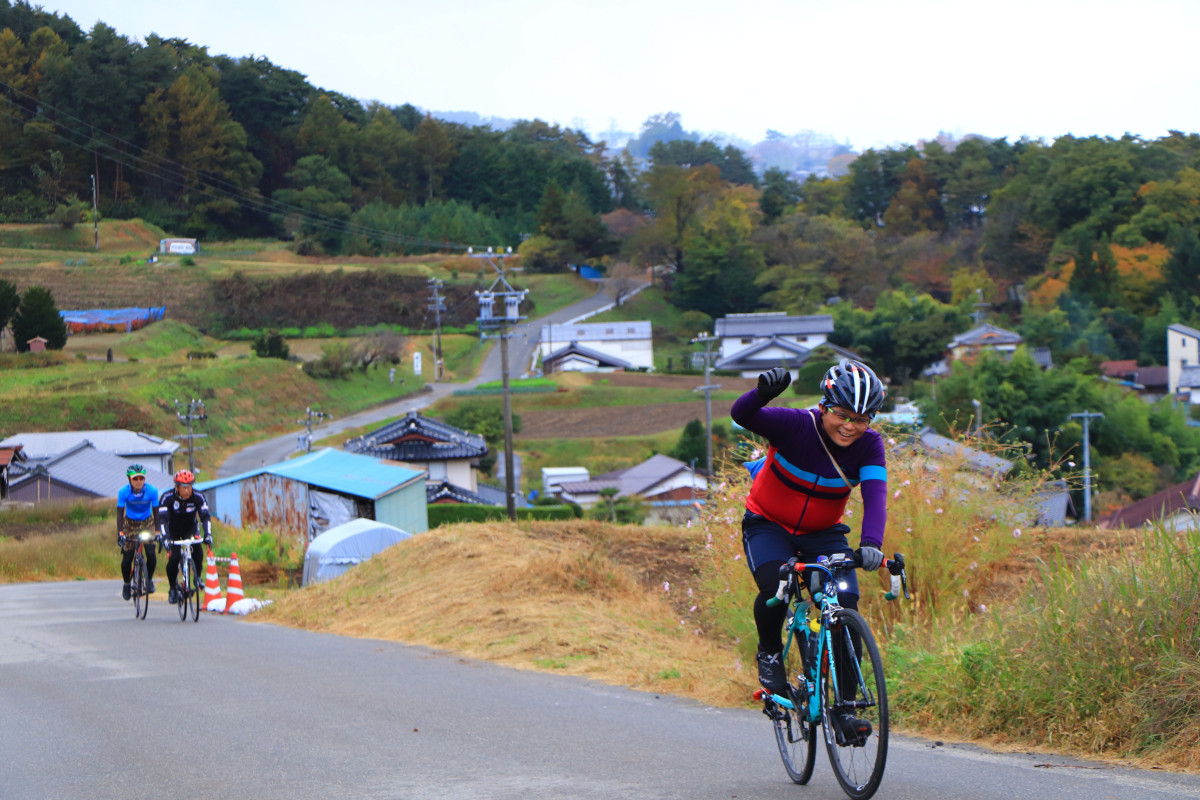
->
<box><xmin>732</xmin><ymin>359</ymin><xmax>888</xmax><ymax>745</ymax></box>
<box><xmin>117</xmin><ymin>464</ymin><xmax>160</xmax><ymax>601</ymax></box>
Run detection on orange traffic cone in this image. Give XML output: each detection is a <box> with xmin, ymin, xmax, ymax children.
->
<box><xmin>203</xmin><ymin>548</ymin><xmax>224</xmax><ymax>612</ymax></box>
<box><xmin>223</xmin><ymin>551</ymin><xmax>244</xmax><ymax>614</ymax></box>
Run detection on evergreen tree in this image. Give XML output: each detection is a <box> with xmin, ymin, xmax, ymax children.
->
<box><xmin>0</xmin><ymin>278</ymin><xmax>18</xmax><ymax>347</ymax></box>
<box><xmin>12</xmin><ymin>285</ymin><xmax>66</xmax><ymax>351</ymax></box>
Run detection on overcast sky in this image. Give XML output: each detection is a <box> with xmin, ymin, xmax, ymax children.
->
<box><xmin>40</xmin><ymin>0</ymin><xmax>1200</xmax><ymax>151</ymax></box>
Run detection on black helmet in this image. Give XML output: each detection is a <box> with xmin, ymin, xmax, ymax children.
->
<box><xmin>820</xmin><ymin>359</ymin><xmax>885</xmax><ymax>416</ymax></box>
<box><xmin>126</xmin><ymin>464</ymin><xmax>147</xmax><ymax>479</ymax></box>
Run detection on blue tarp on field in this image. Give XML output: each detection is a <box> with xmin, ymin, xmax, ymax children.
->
<box><xmin>59</xmin><ymin>307</ymin><xmax>165</xmax><ymax>333</ymax></box>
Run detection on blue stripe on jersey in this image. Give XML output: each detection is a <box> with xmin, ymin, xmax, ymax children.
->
<box><xmin>859</xmin><ymin>464</ymin><xmax>887</xmax><ymax>482</ymax></box>
<box><xmin>774</xmin><ymin>451</ymin><xmax>854</xmax><ymax>488</ymax></box>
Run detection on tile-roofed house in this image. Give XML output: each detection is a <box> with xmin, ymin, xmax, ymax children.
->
<box><xmin>1100</xmin><ymin>360</ymin><xmax>1170</xmax><ymax>401</ymax></box>
<box><xmin>946</xmin><ymin>323</ymin><xmax>1023</xmax><ymax>363</ymax></box>
<box><xmin>557</xmin><ymin>454</ymin><xmax>708</xmax><ymax>508</ymax></box>
<box><xmin>196</xmin><ymin>448</ymin><xmax>426</xmax><ymax>542</ymax></box>
<box><xmin>712</xmin><ymin>337</ymin><xmax>859</xmax><ymax>378</ymax></box>
<box><xmin>900</xmin><ymin>428</ymin><xmax>1015</xmax><ymax>477</ymax></box>
<box><xmin>0</xmin><ymin>429</ymin><xmax>179</xmax><ymax>474</ymax></box>
<box><xmin>542</xmin><ymin>341</ymin><xmax>634</xmax><ymax>373</ymax></box>
<box><xmin>7</xmin><ymin>442</ymin><xmax>174</xmax><ymax>503</ymax></box>
<box><xmin>711</xmin><ymin>313</ymin><xmax>835</xmax><ymax>373</ymax></box>
<box><xmin>0</xmin><ymin>445</ymin><xmax>25</xmax><ymax>499</ymax></box>
<box><xmin>538</xmin><ymin>321</ymin><xmax>653</xmax><ymax>372</ymax></box>
<box><xmin>1098</xmin><ymin>473</ymin><xmax>1200</xmax><ymax>530</ymax></box>
<box><xmin>344</xmin><ymin>411</ymin><xmax>488</xmax><ymax>502</ymax></box>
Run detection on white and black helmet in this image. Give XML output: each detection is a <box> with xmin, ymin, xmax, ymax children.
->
<box><xmin>821</xmin><ymin>359</ymin><xmax>885</xmax><ymax>416</ymax></box>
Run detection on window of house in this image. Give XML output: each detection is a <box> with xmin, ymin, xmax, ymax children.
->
<box><xmin>605</xmin><ymin>328</ymin><xmax>614</xmax><ymax>334</ymax></box>
<box><xmin>741</xmin><ymin>337</ymin><xmax>753</xmax><ymax>344</ymax></box>
<box><xmin>428</xmin><ymin>462</ymin><xmax>447</xmax><ymax>480</ymax></box>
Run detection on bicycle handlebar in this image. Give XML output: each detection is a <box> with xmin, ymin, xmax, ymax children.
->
<box><xmin>766</xmin><ymin>551</ymin><xmax>910</xmax><ymax>607</ymax></box>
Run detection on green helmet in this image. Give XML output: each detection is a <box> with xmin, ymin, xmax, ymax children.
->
<box><xmin>126</xmin><ymin>464</ymin><xmax>147</xmax><ymax>479</ymax></box>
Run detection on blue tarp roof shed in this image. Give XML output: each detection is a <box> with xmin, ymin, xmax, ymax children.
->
<box><xmin>197</xmin><ymin>448</ymin><xmax>422</xmax><ymax>500</ymax></box>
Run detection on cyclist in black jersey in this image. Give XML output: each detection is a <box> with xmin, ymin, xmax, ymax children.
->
<box><xmin>156</xmin><ymin>469</ymin><xmax>213</xmax><ymax>604</ymax></box>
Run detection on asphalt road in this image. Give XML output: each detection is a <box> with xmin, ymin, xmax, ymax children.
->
<box><xmin>4</xmin><ymin>581</ymin><xmax>1200</xmax><ymax>800</ymax></box>
<box><xmin>217</xmin><ymin>278</ymin><xmax>628</xmax><ymax>478</ymax></box>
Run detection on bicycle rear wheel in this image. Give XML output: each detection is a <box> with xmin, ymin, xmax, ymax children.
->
<box><xmin>820</xmin><ymin>609</ymin><xmax>888</xmax><ymax>800</ymax></box>
<box><xmin>188</xmin><ymin>557</ymin><xmax>201</xmax><ymax>622</ymax></box>
<box><xmin>771</xmin><ymin>636</ymin><xmax>818</xmax><ymax>784</ymax></box>
<box><xmin>132</xmin><ymin>552</ymin><xmax>147</xmax><ymax>620</ymax></box>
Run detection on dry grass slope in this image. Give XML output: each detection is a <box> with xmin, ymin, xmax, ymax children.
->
<box><xmin>257</xmin><ymin>520</ymin><xmax>753</xmax><ymax>706</ymax></box>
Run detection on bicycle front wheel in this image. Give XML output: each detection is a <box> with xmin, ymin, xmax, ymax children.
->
<box><xmin>188</xmin><ymin>557</ymin><xmax>201</xmax><ymax>622</ymax></box>
<box><xmin>820</xmin><ymin>609</ymin><xmax>888</xmax><ymax>800</ymax></box>
<box><xmin>177</xmin><ymin>565</ymin><xmax>189</xmax><ymax>621</ymax></box>
<box><xmin>132</xmin><ymin>553</ymin><xmax>147</xmax><ymax>620</ymax></box>
<box><xmin>773</xmin><ymin>637</ymin><xmax>817</xmax><ymax>783</ymax></box>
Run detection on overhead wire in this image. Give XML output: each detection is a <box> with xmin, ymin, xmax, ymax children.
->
<box><xmin>0</xmin><ymin>78</ymin><xmax>499</xmax><ymax>253</ymax></box>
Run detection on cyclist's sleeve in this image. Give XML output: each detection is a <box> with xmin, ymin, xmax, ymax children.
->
<box><xmin>731</xmin><ymin>388</ymin><xmax>800</xmax><ymax>444</ymax></box>
<box><xmin>195</xmin><ymin>491</ymin><xmax>213</xmax><ymax>536</ymax></box>
<box><xmin>116</xmin><ymin>484</ymin><xmax>129</xmax><ymax>509</ymax></box>
<box><xmin>857</xmin><ymin>434</ymin><xmax>887</xmax><ymax>549</ymax></box>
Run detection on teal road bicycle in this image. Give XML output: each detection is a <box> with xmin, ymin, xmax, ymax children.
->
<box><xmin>756</xmin><ymin>550</ymin><xmax>909</xmax><ymax>800</ymax></box>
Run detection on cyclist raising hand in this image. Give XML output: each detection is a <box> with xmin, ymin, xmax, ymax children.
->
<box><xmin>732</xmin><ymin>359</ymin><xmax>888</xmax><ymax>742</ymax></box>
<box><xmin>117</xmin><ymin>464</ymin><xmax>159</xmax><ymax>601</ymax></box>
<box><xmin>156</xmin><ymin>470</ymin><xmax>213</xmax><ymax>605</ymax></box>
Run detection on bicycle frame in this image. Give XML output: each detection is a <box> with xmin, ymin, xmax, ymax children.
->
<box><xmin>166</xmin><ymin>536</ymin><xmax>204</xmax><ymax>622</ymax></box>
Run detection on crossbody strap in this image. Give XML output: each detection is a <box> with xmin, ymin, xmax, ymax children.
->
<box><xmin>808</xmin><ymin>409</ymin><xmax>851</xmax><ymax>486</ymax></box>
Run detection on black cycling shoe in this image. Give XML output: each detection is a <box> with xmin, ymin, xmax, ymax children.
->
<box><xmin>168</xmin><ymin>588</ymin><xmax>179</xmax><ymax>604</ymax></box>
<box><xmin>832</xmin><ymin>708</ymin><xmax>872</xmax><ymax>746</ymax></box>
<box><xmin>756</xmin><ymin>650</ymin><xmax>788</xmax><ymax>695</ymax></box>
<box><xmin>145</xmin><ymin>579</ymin><xmax>156</xmax><ymax>594</ymax></box>
<box><xmin>122</xmin><ymin>583</ymin><xmax>131</xmax><ymax>601</ymax></box>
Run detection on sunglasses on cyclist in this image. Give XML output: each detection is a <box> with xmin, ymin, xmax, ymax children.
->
<box><xmin>826</xmin><ymin>407</ymin><xmax>873</xmax><ymax>427</ymax></box>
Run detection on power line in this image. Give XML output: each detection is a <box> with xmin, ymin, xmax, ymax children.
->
<box><xmin>0</xmin><ymin>80</ymin><xmax>490</xmax><ymax>252</ymax></box>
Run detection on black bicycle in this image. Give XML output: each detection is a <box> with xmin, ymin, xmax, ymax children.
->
<box><xmin>127</xmin><ymin>530</ymin><xmax>155</xmax><ymax>620</ymax></box>
<box><xmin>756</xmin><ymin>550</ymin><xmax>909</xmax><ymax>800</ymax></box>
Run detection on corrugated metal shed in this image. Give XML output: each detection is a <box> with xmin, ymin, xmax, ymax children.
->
<box><xmin>196</xmin><ymin>448</ymin><xmax>427</xmax><ymax>541</ymax></box>
<box><xmin>201</xmin><ymin>448</ymin><xmax>422</xmax><ymax>499</ymax></box>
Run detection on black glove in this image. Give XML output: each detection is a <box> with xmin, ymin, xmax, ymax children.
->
<box><xmin>117</xmin><ymin>533</ymin><xmax>126</xmax><ymax>549</ymax></box>
<box><xmin>858</xmin><ymin>546</ymin><xmax>884</xmax><ymax>572</ymax></box>
<box><xmin>757</xmin><ymin>367</ymin><xmax>792</xmax><ymax>402</ymax></box>
<box><xmin>203</xmin><ymin>534</ymin><xmax>213</xmax><ymax>546</ymax></box>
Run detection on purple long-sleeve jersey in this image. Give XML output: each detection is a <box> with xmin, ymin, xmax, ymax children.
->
<box><xmin>732</xmin><ymin>389</ymin><xmax>887</xmax><ymax>549</ymax></box>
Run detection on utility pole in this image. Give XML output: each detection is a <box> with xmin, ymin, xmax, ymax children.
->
<box><xmin>296</xmin><ymin>407</ymin><xmax>332</xmax><ymax>454</ymax></box>
<box><xmin>427</xmin><ymin>278</ymin><xmax>445</xmax><ymax>381</ymax></box>
<box><xmin>1069</xmin><ymin>410</ymin><xmax>1104</xmax><ymax>523</ymax></box>
<box><xmin>90</xmin><ymin>173</ymin><xmax>99</xmax><ymax>250</ymax></box>
<box><xmin>174</xmin><ymin>398</ymin><xmax>207</xmax><ymax>474</ymax></box>
<box><xmin>690</xmin><ymin>332</ymin><xmax>721</xmax><ymax>479</ymax></box>
<box><xmin>472</xmin><ymin>246</ymin><xmax>526</xmax><ymax>521</ymax></box>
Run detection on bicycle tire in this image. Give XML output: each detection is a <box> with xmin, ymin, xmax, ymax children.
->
<box><xmin>132</xmin><ymin>552</ymin><xmax>147</xmax><ymax>620</ymax></box>
<box><xmin>188</xmin><ymin>556</ymin><xmax>201</xmax><ymax>622</ymax></box>
<box><xmin>773</xmin><ymin>631</ymin><xmax>818</xmax><ymax>783</ymax></box>
<box><xmin>176</xmin><ymin>560</ymin><xmax>189</xmax><ymax>622</ymax></box>
<box><xmin>820</xmin><ymin>608</ymin><xmax>888</xmax><ymax>800</ymax></box>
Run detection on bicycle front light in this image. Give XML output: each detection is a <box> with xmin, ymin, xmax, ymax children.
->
<box><xmin>137</xmin><ymin>531</ymin><xmax>154</xmax><ymax>542</ymax></box>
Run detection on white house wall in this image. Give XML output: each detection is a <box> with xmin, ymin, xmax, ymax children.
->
<box><xmin>1168</xmin><ymin>329</ymin><xmax>1200</xmax><ymax>394</ymax></box>
<box><xmin>539</xmin><ymin>337</ymin><xmax>654</xmax><ymax>369</ymax></box>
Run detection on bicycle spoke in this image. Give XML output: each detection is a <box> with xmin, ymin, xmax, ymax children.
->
<box><xmin>821</xmin><ymin>609</ymin><xmax>888</xmax><ymax>800</ymax></box>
